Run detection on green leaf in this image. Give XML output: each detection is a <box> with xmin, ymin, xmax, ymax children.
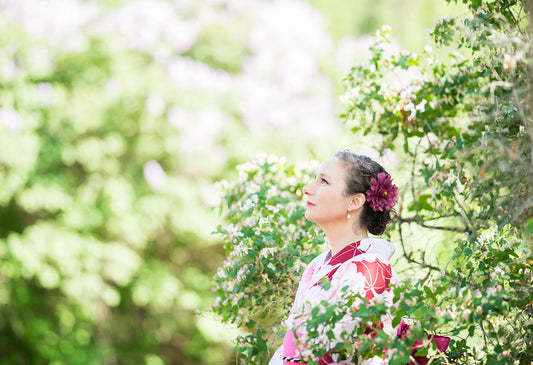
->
<box><xmin>524</xmin><ymin>218</ymin><xmax>533</xmax><ymax>238</ymax></box>
<box><xmin>414</xmin><ymin>347</ymin><xmax>428</xmax><ymax>356</ymax></box>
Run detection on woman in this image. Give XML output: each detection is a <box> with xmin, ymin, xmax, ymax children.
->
<box><xmin>269</xmin><ymin>150</ymin><xmax>401</xmax><ymax>365</ymax></box>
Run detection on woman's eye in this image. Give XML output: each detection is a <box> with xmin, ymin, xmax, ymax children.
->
<box><xmin>321</xmin><ymin>178</ymin><xmax>328</xmax><ymax>184</ymax></box>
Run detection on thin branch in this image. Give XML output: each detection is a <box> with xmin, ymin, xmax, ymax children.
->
<box><xmin>420</xmin><ymin>213</ymin><xmax>462</xmax><ymax>222</ymax></box>
<box><xmin>419</xmin><ymin>270</ymin><xmax>432</xmax><ymax>287</ymax></box>
<box><xmin>479</xmin><ymin>320</ymin><xmax>496</xmax><ymax>348</ymax></box>
<box><xmin>398</xmin><ymin>220</ymin><xmax>449</xmax><ymax>274</ymax></box>
<box><xmin>403</xmin><ymin>138</ymin><xmax>471</xmax><ymax>233</ymax></box>
<box><xmin>452</xmin><ymin>195</ymin><xmax>473</xmax><ymax>234</ymax></box>
<box><xmin>396</xmin><ymin>215</ymin><xmax>466</xmax><ymax>233</ymax></box>
<box><xmin>410</xmin><ymin>142</ymin><xmax>421</xmax><ymax>215</ymax></box>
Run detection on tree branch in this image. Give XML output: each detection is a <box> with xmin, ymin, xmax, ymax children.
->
<box><xmin>398</xmin><ymin>220</ymin><xmax>449</xmax><ymax>274</ymax></box>
<box><xmin>396</xmin><ymin>215</ymin><xmax>467</xmax><ymax>233</ymax></box>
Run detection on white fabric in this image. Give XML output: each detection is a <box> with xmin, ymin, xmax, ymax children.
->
<box><xmin>268</xmin><ymin>346</ymin><xmax>284</xmax><ymax>365</ymax></box>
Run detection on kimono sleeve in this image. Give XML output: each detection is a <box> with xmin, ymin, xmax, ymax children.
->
<box><xmin>292</xmin><ymin>254</ymin><xmax>324</xmax><ymax>301</ymax></box>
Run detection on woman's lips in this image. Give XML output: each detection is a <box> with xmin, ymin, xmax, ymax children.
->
<box><xmin>306</xmin><ymin>201</ymin><xmax>315</xmax><ymax>207</ymax></box>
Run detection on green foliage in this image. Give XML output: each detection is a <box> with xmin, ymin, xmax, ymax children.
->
<box><xmin>343</xmin><ymin>2</ymin><xmax>532</xmax><ymax>233</ymax></box>
<box><xmin>186</xmin><ymin>19</ymin><xmax>250</xmax><ymax>74</ymax></box>
<box><xmin>341</xmin><ymin>0</ymin><xmax>532</xmax><ymax>361</ymax></box>
<box><xmin>211</xmin><ymin>155</ymin><xmax>324</xmax><ymax>364</ymax></box>
<box><xmin>213</xmin><ymin>1</ymin><xmax>533</xmax><ymax>364</ymax></box>
<box><xmin>0</xmin><ymin>7</ymin><xmax>226</xmax><ymax>365</ymax></box>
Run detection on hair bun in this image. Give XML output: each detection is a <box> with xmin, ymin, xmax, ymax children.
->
<box><xmin>335</xmin><ymin>150</ymin><xmax>396</xmax><ymax>235</ymax></box>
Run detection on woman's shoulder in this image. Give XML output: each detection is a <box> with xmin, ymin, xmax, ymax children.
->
<box><xmin>356</xmin><ymin>237</ymin><xmax>396</xmax><ymax>262</ymax></box>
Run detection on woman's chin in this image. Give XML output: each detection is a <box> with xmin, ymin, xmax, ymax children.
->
<box><xmin>304</xmin><ymin>211</ymin><xmax>315</xmax><ymax>222</ymax></box>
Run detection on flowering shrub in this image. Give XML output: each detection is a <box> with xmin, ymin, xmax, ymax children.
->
<box><xmin>342</xmin><ymin>1</ymin><xmax>532</xmax><ymax>233</ymax></box>
<box><xmin>211</xmin><ymin>155</ymin><xmax>324</xmax><ymax>363</ymax></box>
<box><xmin>213</xmin><ymin>157</ymin><xmax>532</xmax><ymax>364</ymax></box>
<box><xmin>213</xmin><ymin>1</ymin><xmax>532</xmax><ymax>364</ymax></box>
<box><xmin>337</xmin><ymin>2</ymin><xmax>533</xmax><ymax>358</ymax></box>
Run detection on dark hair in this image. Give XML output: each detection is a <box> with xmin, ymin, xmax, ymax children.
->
<box><xmin>334</xmin><ymin>150</ymin><xmax>395</xmax><ymax>235</ymax></box>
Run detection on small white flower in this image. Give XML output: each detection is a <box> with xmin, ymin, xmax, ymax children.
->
<box><xmin>243</xmin><ymin>216</ymin><xmax>257</xmax><ymax>227</ymax></box>
<box><xmin>241</xmin><ymin>198</ymin><xmax>254</xmax><ymax>212</ymax></box>
<box><xmin>415</xmin><ymin>99</ymin><xmax>427</xmax><ymax>112</ymax></box>
<box><xmin>143</xmin><ymin>160</ymin><xmax>167</xmax><ymax>191</ymax></box>
<box><xmin>0</xmin><ymin>106</ymin><xmax>23</xmax><ymax>133</ymax></box>
<box><xmin>145</xmin><ymin>95</ymin><xmax>166</xmax><ymax>117</ymax></box>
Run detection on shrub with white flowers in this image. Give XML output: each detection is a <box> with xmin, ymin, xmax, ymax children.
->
<box><xmin>212</xmin><ymin>1</ymin><xmax>532</xmax><ymax>364</ymax></box>
<box><xmin>211</xmin><ymin>155</ymin><xmax>325</xmax><ymax>363</ymax></box>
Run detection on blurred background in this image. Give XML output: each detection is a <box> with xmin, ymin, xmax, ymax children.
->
<box><xmin>0</xmin><ymin>0</ymin><xmax>465</xmax><ymax>364</ymax></box>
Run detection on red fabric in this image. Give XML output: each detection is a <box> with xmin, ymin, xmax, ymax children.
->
<box><xmin>352</xmin><ymin>259</ymin><xmax>392</xmax><ymax>299</ymax></box>
<box><xmin>323</xmin><ymin>258</ymin><xmax>392</xmax><ymax>298</ymax></box>
<box><xmin>318</xmin><ymin>241</ymin><xmax>366</xmax><ymax>285</ymax></box>
<box><xmin>318</xmin><ymin>353</ymin><xmax>334</xmax><ymax>365</ymax></box>
<box><xmin>328</xmin><ymin>241</ymin><xmax>366</xmax><ymax>266</ymax></box>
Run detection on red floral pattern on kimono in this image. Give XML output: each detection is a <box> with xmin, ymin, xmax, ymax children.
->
<box><xmin>269</xmin><ymin>238</ymin><xmax>401</xmax><ymax>365</ymax></box>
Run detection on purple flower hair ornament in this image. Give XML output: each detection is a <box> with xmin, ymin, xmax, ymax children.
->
<box><xmin>366</xmin><ymin>172</ymin><xmax>399</xmax><ymax>212</ymax></box>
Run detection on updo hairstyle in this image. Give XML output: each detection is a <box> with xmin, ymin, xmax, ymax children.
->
<box><xmin>335</xmin><ymin>150</ymin><xmax>395</xmax><ymax>235</ymax></box>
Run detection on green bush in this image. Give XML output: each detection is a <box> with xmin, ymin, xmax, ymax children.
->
<box><xmin>213</xmin><ymin>1</ymin><xmax>532</xmax><ymax>363</ymax></box>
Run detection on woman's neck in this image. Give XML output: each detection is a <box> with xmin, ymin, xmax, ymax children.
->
<box><xmin>322</xmin><ymin>221</ymin><xmax>368</xmax><ymax>255</ymax></box>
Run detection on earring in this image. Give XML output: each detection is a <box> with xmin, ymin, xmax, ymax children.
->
<box><xmin>347</xmin><ymin>213</ymin><xmax>351</xmax><ymax>219</ymax></box>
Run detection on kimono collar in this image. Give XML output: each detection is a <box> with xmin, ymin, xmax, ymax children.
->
<box><xmin>325</xmin><ymin>238</ymin><xmax>396</xmax><ymax>266</ymax></box>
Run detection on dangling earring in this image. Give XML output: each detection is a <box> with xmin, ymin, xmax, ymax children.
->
<box><xmin>347</xmin><ymin>212</ymin><xmax>351</xmax><ymax>219</ymax></box>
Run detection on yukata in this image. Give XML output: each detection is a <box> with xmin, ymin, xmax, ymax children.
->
<box><xmin>269</xmin><ymin>238</ymin><xmax>401</xmax><ymax>365</ymax></box>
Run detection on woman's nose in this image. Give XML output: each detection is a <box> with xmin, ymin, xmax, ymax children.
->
<box><xmin>303</xmin><ymin>182</ymin><xmax>311</xmax><ymax>195</ymax></box>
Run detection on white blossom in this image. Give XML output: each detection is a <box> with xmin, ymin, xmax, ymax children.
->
<box><xmin>143</xmin><ymin>160</ymin><xmax>167</xmax><ymax>191</ymax></box>
<box><xmin>145</xmin><ymin>95</ymin><xmax>166</xmax><ymax>117</ymax></box>
<box><xmin>0</xmin><ymin>106</ymin><xmax>23</xmax><ymax>134</ymax></box>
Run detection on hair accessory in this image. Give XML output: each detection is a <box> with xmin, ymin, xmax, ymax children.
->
<box><xmin>366</xmin><ymin>172</ymin><xmax>399</xmax><ymax>211</ymax></box>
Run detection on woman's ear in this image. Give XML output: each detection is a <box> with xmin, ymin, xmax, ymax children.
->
<box><xmin>348</xmin><ymin>193</ymin><xmax>366</xmax><ymax>211</ymax></box>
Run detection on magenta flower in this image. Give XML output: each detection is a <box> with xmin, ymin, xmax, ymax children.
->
<box><xmin>366</xmin><ymin>172</ymin><xmax>398</xmax><ymax>211</ymax></box>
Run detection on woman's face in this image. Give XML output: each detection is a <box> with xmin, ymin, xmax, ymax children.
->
<box><xmin>302</xmin><ymin>157</ymin><xmax>352</xmax><ymax>225</ymax></box>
